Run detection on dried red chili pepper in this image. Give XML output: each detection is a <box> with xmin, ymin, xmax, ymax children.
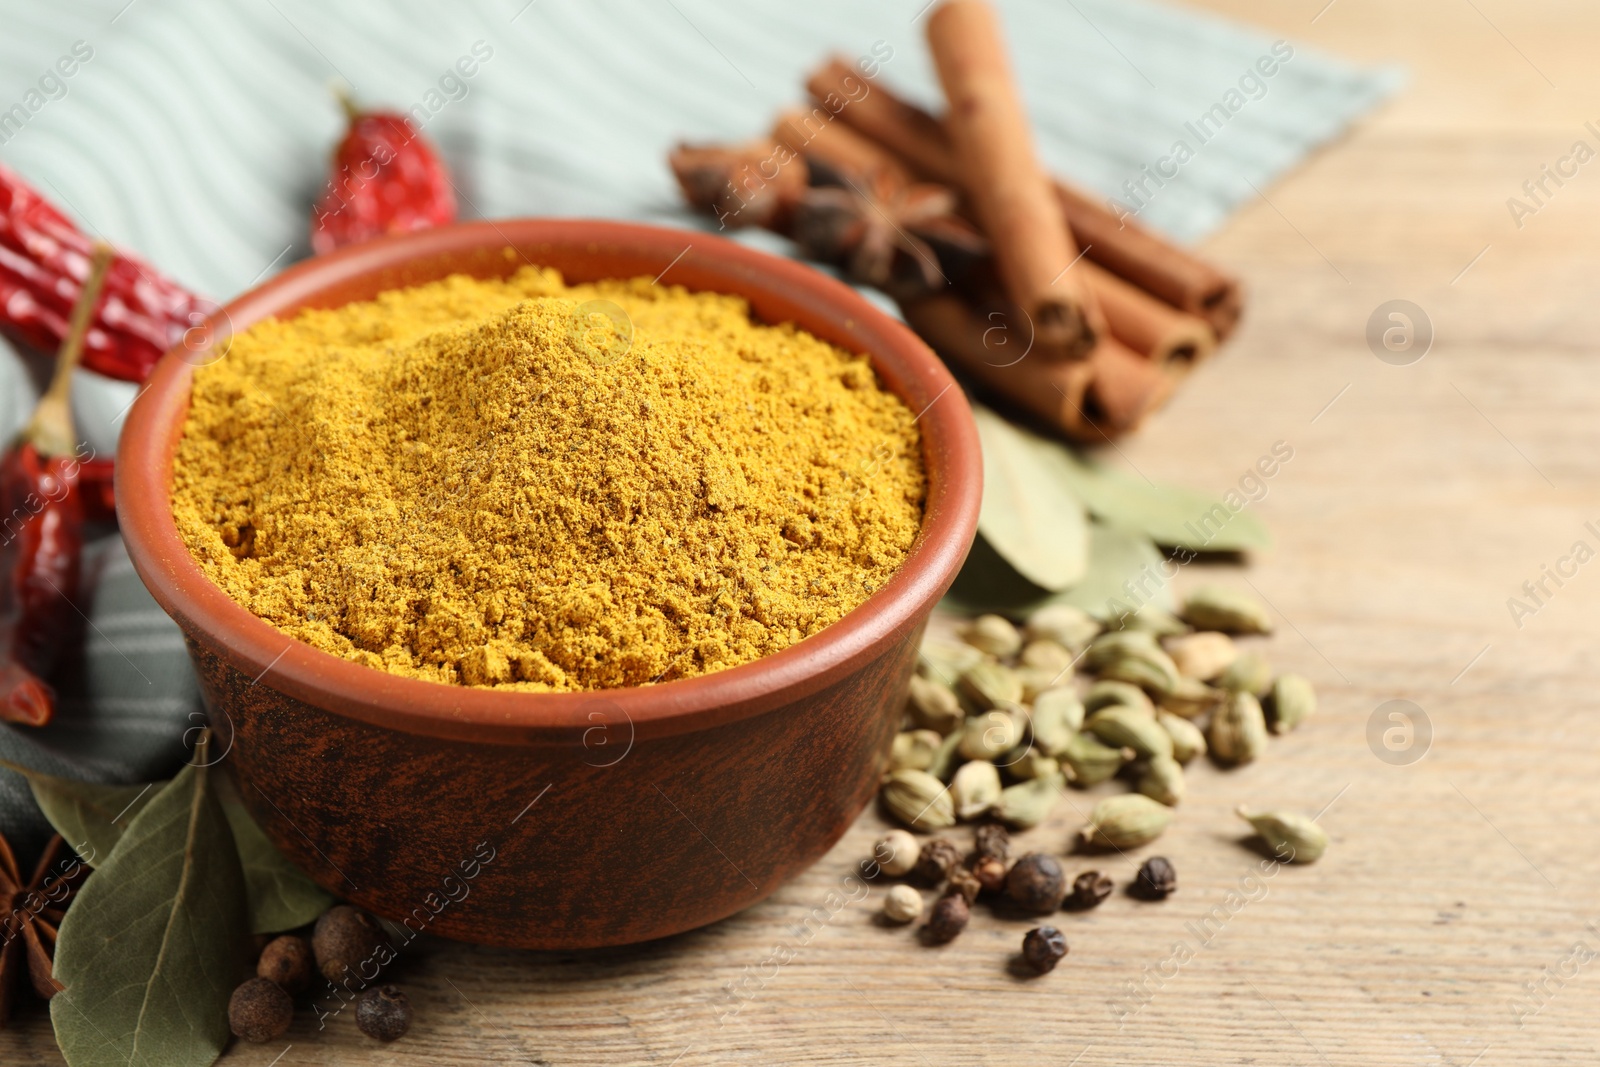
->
<box><xmin>0</xmin><ymin>662</ymin><xmax>51</xmax><ymax>727</ymax></box>
<box><xmin>1</xmin><ymin>444</ymin><xmax>86</xmax><ymax>699</ymax></box>
<box><xmin>0</xmin><ymin>244</ymin><xmax>112</xmax><ymax>727</ymax></box>
<box><xmin>0</xmin><ymin>163</ymin><xmax>208</xmax><ymax>384</ymax></box>
<box><xmin>310</xmin><ymin>95</ymin><xmax>457</xmax><ymax>254</ymax></box>
<box><xmin>77</xmin><ymin>458</ymin><xmax>116</xmax><ymax>525</ymax></box>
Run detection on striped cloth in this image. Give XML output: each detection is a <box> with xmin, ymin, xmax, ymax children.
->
<box><xmin>0</xmin><ymin>0</ymin><xmax>1400</xmax><ymax>852</ymax></box>
<box><xmin>0</xmin><ymin>536</ymin><xmax>198</xmax><ymax>859</ymax></box>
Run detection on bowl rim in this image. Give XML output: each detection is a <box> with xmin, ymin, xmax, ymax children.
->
<box><xmin>117</xmin><ymin>218</ymin><xmax>980</xmax><ymax>745</ymax></box>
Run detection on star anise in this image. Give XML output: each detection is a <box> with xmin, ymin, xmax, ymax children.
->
<box><xmin>0</xmin><ymin>833</ymin><xmax>88</xmax><ymax>1027</ymax></box>
<box><xmin>790</xmin><ymin>174</ymin><xmax>972</xmax><ymax>298</ymax></box>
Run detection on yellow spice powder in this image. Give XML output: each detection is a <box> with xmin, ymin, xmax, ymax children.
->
<box><xmin>171</xmin><ymin>265</ymin><xmax>926</xmax><ymax>691</ymax></box>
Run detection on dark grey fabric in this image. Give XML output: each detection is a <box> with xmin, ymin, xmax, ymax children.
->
<box><xmin>0</xmin><ymin>535</ymin><xmax>197</xmax><ymax>861</ymax></box>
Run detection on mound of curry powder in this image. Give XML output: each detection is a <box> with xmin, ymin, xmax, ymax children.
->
<box><xmin>171</xmin><ymin>266</ymin><xmax>926</xmax><ymax>690</ymax></box>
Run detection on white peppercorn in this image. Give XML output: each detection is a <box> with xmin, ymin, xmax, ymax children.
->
<box><xmin>874</xmin><ymin>829</ymin><xmax>920</xmax><ymax>877</ymax></box>
<box><xmin>883</xmin><ymin>884</ymin><xmax>923</xmax><ymax>924</ymax></box>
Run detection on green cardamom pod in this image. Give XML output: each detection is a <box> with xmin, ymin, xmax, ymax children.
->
<box><xmin>1097</xmin><ymin>648</ymin><xmax>1180</xmax><ymax>695</ymax></box>
<box><xmin>927</xmin><ymin>728</ymin><xmax>965</xmax><ymax>782</ymax></box>
<box><xmin>1086</xmin><ymin>705</ymin><xmax>1173</xmax><ymax>760</ymax></box>
<box><xmin>959</xmin><ymin>661</ymin><xmax>1023</xmax><ymax>712</ymax></box>
<box><xmin>1218</xmin><ymin>650</ymin><xmax>1272</xmax><ymax>695</ymax></box>
<box><xmin>1158</xmin><ymin>676</ymin><xmax>1223</xmax><ymax>719</ymax></box>
<box><xmin>1061</xmin><ymin>732</ymin><xmax>1130</xmax><ymax>786</ymax></box>
<box><xmin>1182</xmin><ymin>586</ymin><xmax>1273</xmax><ymax>635</ymax></box>
<box><xmin>1016</xmin><ymin>665</ymin><xmax>1063</xmax><ymax>703</ymax></box>
<box><xmin>917</xmin><ymin>640</ymin><xmax>985</xmax><ymax>685</ymax></box>
<box><xmin>1029</xmin><ymin>688</ymin><xmax>1085</xmax><ymax>756</ymax></box>
<box><xmin>950</xmin><ymin>759</ymin><xmax>1003</xmax><ymax>821</ymax></box>
<box><xmin>1005</xmin><ymin>750</ymin><xmax>1061</xmax><ymax>782</ymax></box>
<box><xmin>1084</xmin><ymin>679</ymin><xmax>1155</xmax><ymax>716</ymax></box>
<box><xmin>958</xmin><ymin>710</ymin><xmax>1019</xmax><ymax>761</ymax></box>
<box><xmin>1111</xmin><ymin>605</ymin><xmax>1190</xmax><ymax>637</ymax></box>
<box><xmin>963</xmin><ymin>613</ymin><xmax>1023</xmax><ymax>659</ymax></box>
<box><xmin>1209</xmin><ymin>691</ymin><xmax>1268</xmax><ymax>765</ymax></box>
<box><xmin>1165</xmin><ymin>630</ymin><xmax>1237</xmax><ymax>681</ymax></box>
<box><xmin>995</xmin><ymin>771</ymin><xmax>1065</xmax><ymax>829</ymax></box>
<box><xmin>1024</xmin><ymin>603</ymin><xmax>1100</xmax><ymax>652</ymax></box>
<box><xmin>1137</xmin><ymin>754</ymin><xmax>1186</xmax><ymax>806</ymax></box>
<box><xmin>881</xmin><ymin>769</ymin><xmax>955</xmax><ymax>831</ymax></box>
<box><xmin>906</xmin><ymin>675</ymin><xmax>964</xmax><ymax>736</ymax></box>
<box><xmin>1084</xmin><ymin>630</ymin><xmax>1161</xmax><ymax>672</ymax></box>
<box><xmin>1019</xmin><ymin>638</ymin><xmax>1075</xmax><ymax>674</ymax></box>
<box><xmin>1157</xmin><ymin>710</ymin><xmax>1207</xmax><ymax>763</ymax></box>
<box><xmin>1236</xmin><ymin>806</ymin><xmax>1328</xmax><ymax>863</ymax></box>
<box><xmin>1268</xmin><ymin>673</ymin><xmax>1317</xmax><ymax>734</ymax></box>
<box><xmin>1082</xmin><ymin>793</ymin><xmax>1171</xmax><ymax>849</ymax></box>
<box><xmin>888</xmin><ymin>729</ymin><xmax>943</xmax><ymax>772</ymax></box>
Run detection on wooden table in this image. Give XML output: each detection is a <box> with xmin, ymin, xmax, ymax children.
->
<box><xmin>8</xmin><ymin>0</ymin><xmax>1598</xmax><ymax>1062</ymax></box>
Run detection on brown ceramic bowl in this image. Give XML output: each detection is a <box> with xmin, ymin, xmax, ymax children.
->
<box><xmin>118</xmin><ymin>219</ymin><xmax>980</xmax><ymax>949</ymax></box>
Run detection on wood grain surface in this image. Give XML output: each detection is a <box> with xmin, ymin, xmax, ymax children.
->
<box><xmin>6</xmin><ymin>0</ymin><xmax>1598</xmax><ymax>1062</ymax></box>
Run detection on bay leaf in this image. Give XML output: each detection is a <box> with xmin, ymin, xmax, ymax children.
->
<box><xmin>50</xmin><ymin>740</ymin><xmax>249</xmax><ymax>1067</ymax></box>
<box><xmin>1052</xmin><ymin>522</ymin><xmax>1175</xmax><ymax>620</ymax></box>
<box><xmin>971</xmin><ymin>404</ymin><xmax>1088</xmax><ymax>591</ymax></box>
<box><xmin>942</xmin><ymin>532</ymin><xmax>1053</xmax><ymax>616</ymax></box>
<box><xmin>1047</xmin><ymin>449</ymin><xmax>1270</xmax><ymax>552</ymax></box>
<box><xmin>0</xmin><ymin>760</ymin><xmax>161</xmax><ymax>868</ymax></box>
<box><xmin>220</xmin><ymin>794</ymin><xmax>337</xmax><ymax>935</ymax></box>
<box><xmin>944</xmin><ymin>523</ymin><xmax>1176</xmax><ymax>625</ymax></box>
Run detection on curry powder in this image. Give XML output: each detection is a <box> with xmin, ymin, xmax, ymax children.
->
<box><xmin>171</xmin><ymin>266</ymin><xmax>926</xmax><ymax>690</ymax></box>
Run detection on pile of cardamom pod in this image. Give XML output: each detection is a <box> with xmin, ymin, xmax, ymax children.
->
<box><xmin>883</xmin><ymin>586</ymin><xmax>1320</xmax><ymax>849</ymax></box>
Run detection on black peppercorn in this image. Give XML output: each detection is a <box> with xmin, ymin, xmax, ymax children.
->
<box><xmin>1021</xmin><ymin>925</ymin><xmax>1069</xmax><ymax>973</ymax></box>
<box><xmin>356</xmin><ymin>984</ymin><xmax>412</xmax><ymax>1042</ymax></box>
<box><xmin>1066</xmin><ymin>870</ymin><xmax>1114</xmax><ymax>910</ymax></box>
<box><xmin>925</xmin><ymin>892</ymin><xmax>970</xmax><ymax>943</ymax></box>
<box><xmin>313</xmin><ymin>905</ymin><xmax>387</xmax><ymax>983</ymax></box>
<box><xmin>911</xmin><ymin>837</ymin><xmax>962</xmax><ymax>886</ymax></box>
<box><xmin>971</xmin><ymin>854</ymin><xmax>1009</xmax><ymax>893</ymax></box>
<box><xmin>1135</xmin><ymin>856</ymin><xmax>1177</xmax><ymax>900</ymax></box>
<box><xmin>229</xmin><ymin>977</ymin><xmax>294</xmax><ymax>1042</ymax></box>
<box><xmin>1004</xmin><ymin>853</ymin><xmax>1066</xmax><ymax>914</ymax></box>
<box><xmin>257</xmin><ymin>934</ymin><xmax>314</xmax><ymax>994</ymax></box>
<box><xmin>973</xmin><ymin>822</ymin><xmax>1011</xmax><ymax>862</ymax></box>
<box><xmin>944</xmin><ymin>866</ymin><xmax>981</xmax><ymax>905</ymax></box>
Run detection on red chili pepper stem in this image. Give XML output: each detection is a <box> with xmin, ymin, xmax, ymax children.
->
<box><xmin>23</xmin><ymin>243</ymin><xmax>112</xmax><ymax>460</ymax></box>
<box><xmin>335</xmin><ymin>83</ymin><xmax>362</xmax><ymax>124</ymax></box>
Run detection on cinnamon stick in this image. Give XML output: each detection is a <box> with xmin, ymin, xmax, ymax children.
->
<box><xmin>1054</xmin><ymin>182</ymin><xmax>1242</xmax><ymax>339</ymax></box>
<box><xmin>951</xmin><ymin>246</ymin><xmax>1216</xmax><ymax>369</ymax></box>
<box><xmin>1080</xmin><ymin>260</ymin><xmax>1216</xmax><ymax>370</ymax></box>
<box><xmin>900</xmin><ymin>293</ymin><xmax>1167</xmax><ymax>442</ymax></box>
<box><xmin>772</xmin><ymin>108</ymin><xmax>912</xmax><ymax>192</ymax></box>
<box><xmin>806</xmin><ymin>58</ymin><xmax>1244</xmax><ymax>338</ymax></box>
<box><xmin>925</xmin><ymin>0</ymin><xmax>1102</xmax><ymax>362</ymax></box>
<box><xmin>806</xmin><ymin>58</ymin><xmax>963</xmax><ymax>188</ymax></box>
<box><xmin>668</xmin><ymin>139</ymin><xmax>808</xmax><ymax>233</ymax></box>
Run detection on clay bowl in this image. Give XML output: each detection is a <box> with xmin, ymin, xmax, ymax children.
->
<box><xmin>118</xmin><ymin>219</ymin><xmax>980</xmax><ymax>949</ymax></box>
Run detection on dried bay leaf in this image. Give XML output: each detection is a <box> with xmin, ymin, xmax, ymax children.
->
<box><xmin>945</xmin><ymin>522</ymin><xmax>1175</xmax><ymax>623</ymax></box>
<box><xmin>942</xmin><ymin>532</ymin><xmax>1055</xmax><ymax>616</ymax></box>
<box><xmin>1048</xmin><ymin>449</ymin><xmax>1270</xmax><ymax>552</ymax></box>
<box><xmin>0</xmin><ymin>760</ymin><xmax>161</xmax><ymax>868</ymax></box>
<box><xmin>51</xmin><ymin>738</ymin><xmax>250</xmax><ymax>1067</ymax></box>
<box><xmin>971</xmin><ymin>405</ymin><xmax>1088</xmax><ymax>591</ymax></box>
<box><xmin>1054</xmin><ymin>523</ymin><xmax>1175</xmax><ymax>620</ymax></box>
<box><xmin>219</xmin><ymin>790</ymin><xmax>338</xmax><ymax>934</ymax></box>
